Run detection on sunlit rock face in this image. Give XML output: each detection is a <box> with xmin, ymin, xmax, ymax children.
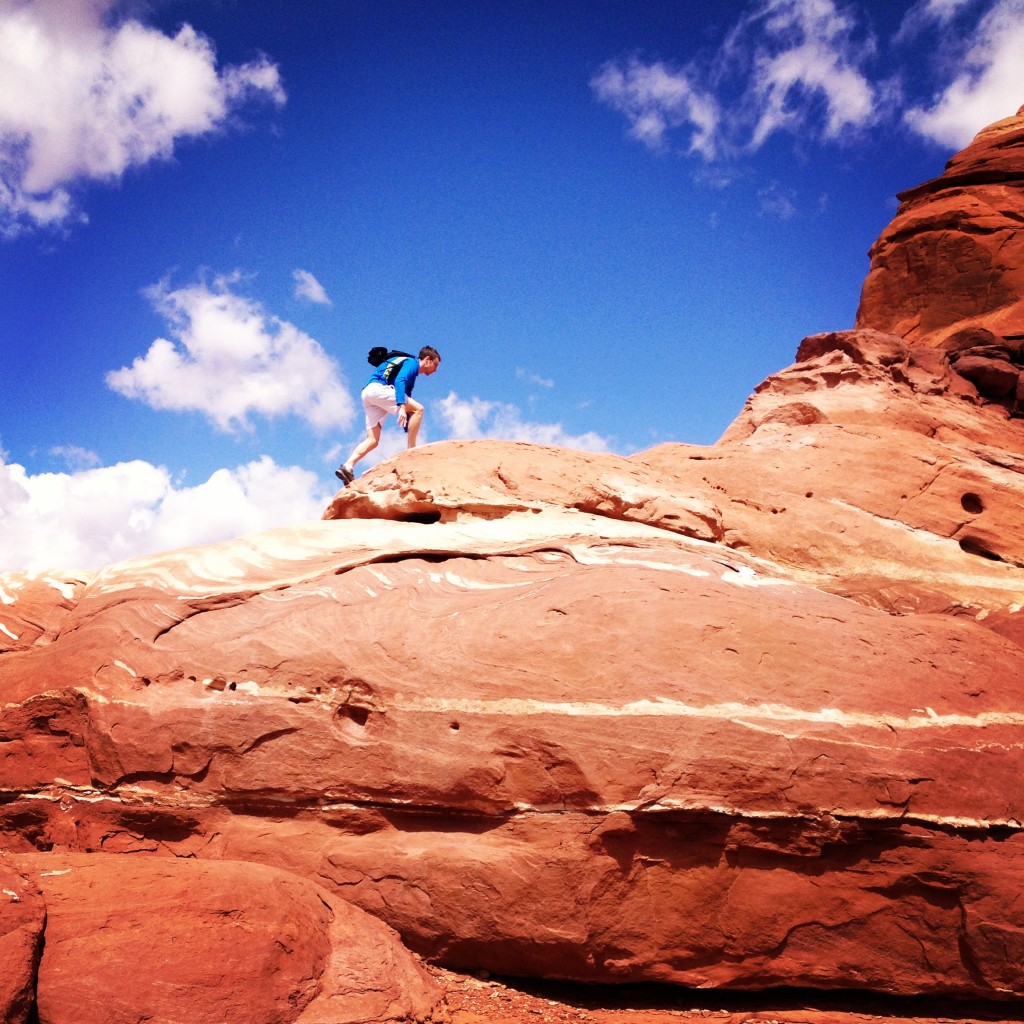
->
<box><xmin>0</xmin><ymin>572</ymin><xmax>90</xmax><ymax>654</ymax></box>
<box><xmin>4</xmin><ymin>349</ymin><xmax>1024</xmax><ymax>1003</ymax></box>
<box><xmin>856</xmin><ymin>106</ymin><xmax>1024</xmax><ymax>412</ymax></box>
<box><xmin>5</xmin><ymin>115</ymin><xmax>1024</xmax><ymax>1016</ymax></box>
<box><xmin>690</xmin><ymin>328</ymin><xmax>1024</xmax><ymax>645</ymax></box>
<box><xmin>0</xmin><ymin>855</ymin><xmax>43</xmax><ymax>1024</ymax></box>
<box><xmin>1</xmin><ymin>852</ymin><xmax>440</xmax><ymax>1024</ymax></box>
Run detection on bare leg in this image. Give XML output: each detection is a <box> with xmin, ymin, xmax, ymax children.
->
<box><xmin>343</xmin><ymin>424</ymin><xmax>381</xmax><ymax>474</ymax></box>
<box><xmin>404</xmin><ymin>399</ymin><xmax>424</xmax><ymax>447</ymax></box>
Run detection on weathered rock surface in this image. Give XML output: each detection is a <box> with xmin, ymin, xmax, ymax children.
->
<box><xmin>4</xmin><ymin>356</ymin><xmax>1024</xmax><ymax>1002</ymax></box>
<box><xmin>856</xmin><ymin>105</ymin><xmax>1024</xmax><ymax>410</ymax></box>
<box><xmin>6</xmin><ymin>115</ymin><xmax>1024</xmax><ymax>1019</ymax></box>
<box><xmin>0</xmin><ymin>854</ymin><xmax>43</xmax><ymax>1024</ymax></box>
<box><xmin>0</xmin><ymin>571</ymin><xmax>90</xmax><ymax>654</ymax></box>
<box><xmin>0</xmin><ymin>851</ymin><xmax>440</xmax><ymax>1024</ymax></box>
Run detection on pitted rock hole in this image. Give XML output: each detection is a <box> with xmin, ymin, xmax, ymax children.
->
<box><xmin>959</xmin><ymin>536</ymin><xmax>1003</xmax><ymax>562</ymax></box>
<box><xmin>397</xmin><ymin>511</ymin><xmax>442</xmax><ymax>524</ymax></box>
<box><xmin>338</xmin><ymin>704</ymin><xmax>370</xmax><ymax>727</ymax></box>
<box><xmin>961</xmin><ymin>492</ymin><xmax>984</xmax><ymax>514</ymax></box>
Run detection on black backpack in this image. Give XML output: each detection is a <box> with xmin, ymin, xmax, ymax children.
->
<box><xmin>367</xmin><ymin>347</ymin><xmax>415</xmax><ymax>384</ymax></box>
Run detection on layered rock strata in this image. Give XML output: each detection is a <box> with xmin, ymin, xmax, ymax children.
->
<box><xmin>6</xmin><ymin>115</ymin><xmax>1024</xmax><ymax>1019</ymax></box>
<box><xmin>4</xmin><ymin>325</ymin><xmax>1024</xmax><ymax>1007</ymax></box>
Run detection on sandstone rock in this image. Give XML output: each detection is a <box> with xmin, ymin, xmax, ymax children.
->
<box><xmin>0</xmin><ymin>854</ymin><xmax>44</xmax><ymax>1024</ymax></box>
<box><xmin>324</xmin><ymin>439</ymin><xmax>724</xmax><ymax>543</ymax></box>
<box><xmin>856</xmin><ymin>106</ymin><xmax>1024</xmax><ymax>350</ymax></box>
<box><xmin>7</xmin><ymin>113</ymin><xmax>1024</xmax><ymax>1014</ymax></box>
<box><xmin>3</xmin><ymin>459</ymin><xmax>1024</xmax><ymax>1000</ymax></box>
<box><xmin>950</xmin><ymin>352</ymin><xmax>1020</xmax><ymax>400</ymax></box>
<box><xmin>11</xmin><ymin>852</ymin><xmax>440</xmax><ymax>1024</ymax></box>
<box><xmin>698</xmin><ymin>329</ymin><xmax>1024</xmax><ymax>636</ymax></box>
<box><xmin>0</xmin><ymin>571</ymin><xmax>91</xmax><ymax>654</ymax></box>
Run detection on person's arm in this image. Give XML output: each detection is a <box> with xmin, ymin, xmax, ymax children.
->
<box><xmin>392</xmin><ymin>358</ymin><xmax>419</xmax><ymax>405</ymax></box>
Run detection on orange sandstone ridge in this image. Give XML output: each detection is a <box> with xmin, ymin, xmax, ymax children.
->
<box><xmin>4</xmin><ymin>115</ymin><xmax>1024</xmax><ymax>1024</ymax></box>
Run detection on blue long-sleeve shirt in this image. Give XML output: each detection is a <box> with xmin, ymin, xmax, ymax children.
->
<box><xmin>368</xmin><ymin>356</ymin><xmax>418</xmax><ymax>404</ymax></box>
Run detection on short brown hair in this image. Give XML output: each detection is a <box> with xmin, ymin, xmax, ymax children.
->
<box><xmin>419</xmin><ymin>345</ymin><xmax>441</xmax><ymax>363</ymax></box>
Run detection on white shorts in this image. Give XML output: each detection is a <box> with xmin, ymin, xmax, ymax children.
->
<box><xmin>362</xmin><ymin>381</ymin><xmax>398</xmax><ymax>429</ymax></box>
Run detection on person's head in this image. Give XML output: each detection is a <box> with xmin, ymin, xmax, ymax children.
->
<box><xmin>418</xmin><ymin>345</ymin><xmax>441</xmax><ymax>375</ymax></box>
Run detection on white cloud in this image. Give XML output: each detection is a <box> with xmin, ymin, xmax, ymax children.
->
<box><xmin>0</xmin><ymin>453</ymin><xmax>332</xmax><ymax>573</ymax></box>
<box><xmin>896</xmin><ymin>0</ymin><xmax>977</xmax><ymax>41</ymax></box>
<box><xmin>0</xmin><ymin>0</ymin><xmax>285</xmax><ymax>235</ymax></box>
<box><xmin>293</xmin><ymin>269</ymin><xmax>331</xmax><ymax>305</ymax></box>
<box><xmin>50</xmin><ymin>445</ymin><xmax>101</xmax><ymax>470</ymax></box>
<box><xmin>106</xmin><ymin>273</ymin><xmax>356</xmax><ymax>433</ymax></box>
<box><xmin>591</xmin><ymin>58</ymin><xmax>721</xmax><ymax>157</ymax></box>
<box><xmin>436</xmin><ymin>392</ymin><xmax>612</xmax><ymax>452</ymax></box>
<box><xmin>594</xmin><ymin>0</ymin><xmax>1024</xmax><ymax>168</ymax></box>
<box><xmin>903</xmin><ymin>0</ymin><xmax>1024</xmax><ymax>148</ymax></box>
<box><xmin>741</xmin><ymin>0</ymin><xmax>877</xmax><ymax>148</ymax></box>
<box><xmin>516</xmin><ymin>368</ymin><xmax>555</xmax><ymax>388</ymax></box>
<box><xmin>593</xmin><ymin>0</ymin><xmax>877</xmax><ymax>160</ymax></box>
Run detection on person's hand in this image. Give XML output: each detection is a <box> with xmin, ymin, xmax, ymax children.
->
<box><xmin>397</xmin><ymin>405</ymin><xmax>408</xmax><ymax>429</ymax></box>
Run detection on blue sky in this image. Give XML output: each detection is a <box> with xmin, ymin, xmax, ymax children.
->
<box><xmin>2</xmin><ymin>0</ymin><xmax>1024</xmax><ymax>572</ymax></box>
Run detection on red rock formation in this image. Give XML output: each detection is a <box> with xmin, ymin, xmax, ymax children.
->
<box><xmin>0</xmin><ymin>852</ymin><xmax>440</xmax><ymax>1024</ymax></box>
<box><xmin>5</xmin><ymin>353</ymin><xmax>1024</xmax><ymax>1005</ymax></box>
<box><xmin>663</xmin><ymin>328</ymin><xmax>1024</xmax><ymax>645</ymax></box>
<box><xmin>857</xmin><ymin>106</ymin><xmax>1024</xmax><ymax>352</ymax></box>
<box><xmin>0</xmin><ymin>856</ymin><xmax>43</xmax><ymax>1024</ymax></box>
<box><xmin>0</xmin><ymin>572</ymin><xmax>89</xmax><ymax>654</ymax></box>
<box><xmin>6</xmin><ymin>115</ymin><xmax>1024</xmax><ymax>1020</ymax></box>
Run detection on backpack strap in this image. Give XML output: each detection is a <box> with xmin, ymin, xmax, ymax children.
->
<box><xmin>382</xmin><ymin>352</ymin><xmax>415</xmax><ymax>385</ymax></box>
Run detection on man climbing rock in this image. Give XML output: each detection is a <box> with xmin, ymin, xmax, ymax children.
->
<box><xmin>336</xmin><ymin>345</ymin><xmax>441</xmax><ymax>484</ymax></box>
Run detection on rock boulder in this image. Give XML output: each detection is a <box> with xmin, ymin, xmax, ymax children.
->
<box><xmin>0</xmin><ymin>855</ymin><xmax>44</xmax><ymax>1024</ymax></box>
<box><xmin>4</xmin><ymin>852</ymin><xmax>440</xmax><ymax>1024</ymax></box>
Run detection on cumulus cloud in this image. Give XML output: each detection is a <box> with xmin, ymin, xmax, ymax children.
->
<box><xmin>0</xmin><ymin>452</ymin><xmax>332</xmax><ymax>573</ymax></box>
<box><xmin>0</xmin><ymin>0</ymin><xmax>285</xmax><ymax>235</ymax></box>
<box><xmin>436</xmin><ymin>392</ymin><xmax>612</xmax><ymax>452</ymax></box>
<box><xmin>903</xmin><ymin>0</ymin><xmax>1024</xmax><ymax>147</ymax></box>
<box><xmin>293</xmin><ymin>269</ymin><xmax>331</xmax><ymax>305</ymax></box>
<box><xmin>106</xmin><ymin>273</ymin><xmax>355</xmax><ymax>433</ymax></box>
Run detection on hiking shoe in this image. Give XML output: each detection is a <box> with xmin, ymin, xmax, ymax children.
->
<box><xmin>335</xmin><ymin>466</ymin><xmax>355</xmax><ymax>484</ymax></box>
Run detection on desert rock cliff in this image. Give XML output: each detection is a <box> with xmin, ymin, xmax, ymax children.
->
<box><xmin>5</xmin><ymin>114</ymin><xmax>1024</xmax><ymax>1024</ymax></box>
